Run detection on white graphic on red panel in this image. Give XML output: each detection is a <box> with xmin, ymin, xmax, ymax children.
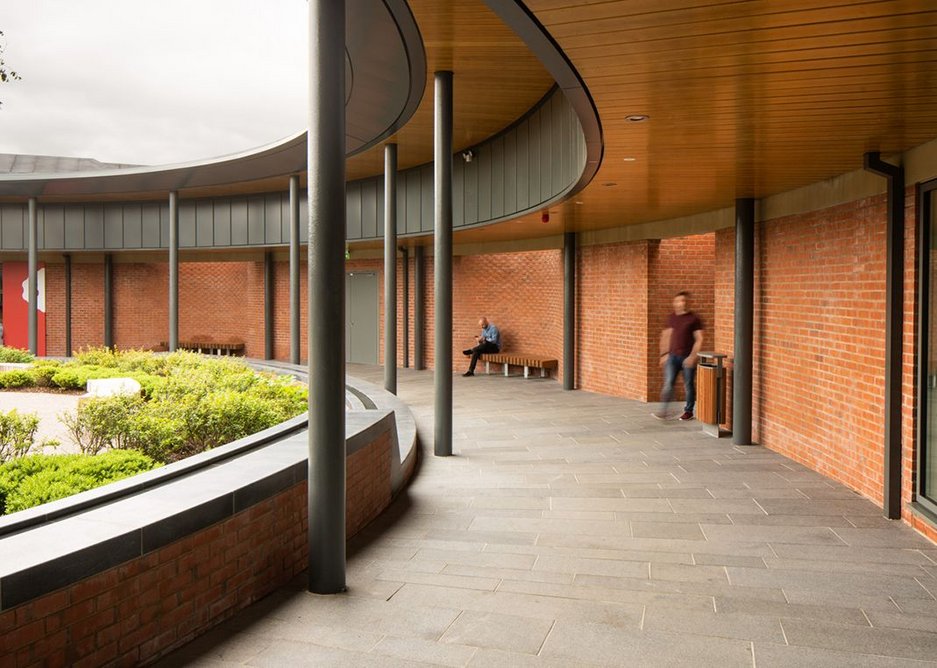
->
<box><xmin>20</xmin><ymin>268</ymin><xmax>46</xmax><ymax>312</ymax></box>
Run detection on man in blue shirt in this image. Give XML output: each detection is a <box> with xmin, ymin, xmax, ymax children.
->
<box><xmin>462</xmin><ymin>317</ymin><xmax>500</xmax><ymax>377</ymax></box>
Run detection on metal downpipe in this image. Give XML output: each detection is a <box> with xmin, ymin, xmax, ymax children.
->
<box><xmin>864</xmin><ymin>152</ymin><xmax>905</xmax><ymax>520</ymax></box>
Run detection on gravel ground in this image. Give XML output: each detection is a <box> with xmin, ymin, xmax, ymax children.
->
<box><xmin>0</xmin><ymin>390</ymin><xmax>83</xmax><ymax>455</ymax></box>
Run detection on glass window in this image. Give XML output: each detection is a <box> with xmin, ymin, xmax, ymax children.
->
<box><xmin>921</xmin><ymin>181</ymin><xmax>937</xmax><ymax>509</ymax></box>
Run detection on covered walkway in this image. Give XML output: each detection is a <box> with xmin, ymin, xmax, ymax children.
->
<box><xmin>165</xmin><ymin>366</ymin><xmax>937</xmax><ymax>666</ymax></box>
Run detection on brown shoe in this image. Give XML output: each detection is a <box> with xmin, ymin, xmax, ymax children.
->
<box><xmin>678</xmin><ymin>411</ymin><xmax>694</xmax><ymax>421</ymax></box>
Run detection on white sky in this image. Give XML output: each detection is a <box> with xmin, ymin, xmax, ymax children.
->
<box><xmin>0</xmin><ymin>0</ymin><xmax>307</xmax><ymax>165</ymax></box>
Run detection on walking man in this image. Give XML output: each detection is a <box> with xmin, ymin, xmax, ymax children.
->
<box><xmin>462</xmin><ymin>317</ymin><xmax>500</xmax><ymax>377</ymax></box>
<box><xmin>655</xmin><ymin>291</ymin><xmax>704</xmax><ymax>421</ymax></box>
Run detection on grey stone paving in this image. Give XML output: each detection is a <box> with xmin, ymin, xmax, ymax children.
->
<box><xmin>163</xmin><ymin>365</ymin><xmax>937</xmax><ymax>667</ymax></box>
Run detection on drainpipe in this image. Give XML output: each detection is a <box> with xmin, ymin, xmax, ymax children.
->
<box><xmin>864</xmin><ymin>151</ymin><xmax>905</xmax><ymax>520</ymax></box>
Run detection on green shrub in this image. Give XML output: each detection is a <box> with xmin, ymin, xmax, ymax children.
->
<box><xmin>0</xmin><ymin>450</ymin><xmax>159</xmax><ymax>514</ymax></box>
<box><xmin>61</xmin><ymin>395</ymin><xmax>145</xmax><ymax>455</ymax></box>
<box><xmin>0</xmin><ymin>369</ymin><xmax>34</xmax><ymax>389</ymax></box>
<box><xmin>122</xmin><ymin>409</ymin><xmax>184</xmax><ymax>462</ymax></box>
<box><xmin>37</xmin><ymin>347</ymin><xmax>307</xmax><ymax>459</ymax></box>
<box><xmin>49</xmin><ymin>365</ymin><xmax>123</xmax><ymax>391</ymax></box>
<box><xmin>29</xmin><ymin>361</ymin><xmax>62</xmax><ymax>387</ymax></box>
<box><xmin>72</xmin><ymin>346</ymin><xmax>119</xmax><ymax>368</ymax></box>
<box><xmin>0</xmin><ymin>409</ymin><xmax>39</xmax><ymax>463</ymax></box>
<box><xmin>0</xmin><ymin>346</ymin><xmax>34</xmax><ymax>363</ymax></box>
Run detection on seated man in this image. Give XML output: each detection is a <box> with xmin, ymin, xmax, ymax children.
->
<box><xmin>462</xmin><ymin>316</ymin><xmax>500</xmax><ymax>377</ymax></box>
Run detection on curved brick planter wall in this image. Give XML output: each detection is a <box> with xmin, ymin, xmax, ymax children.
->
<box><xmin>0</xmin><ymin>369</ymin><xmax>417</xmax><ymax>666</ymax></box>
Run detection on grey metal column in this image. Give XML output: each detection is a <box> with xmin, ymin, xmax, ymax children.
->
<box><xmin>168</xmin><ymin>191</ymin><xmax>179</xmax><ymax>352</ymax></box>
<box><xmin>384</xmin><ymin>143</ymin><xmax>398</xmax><ymax>394</ymax></box>
<box><xmin>64</xmin><ymin>254</ymin><xmax>72</xmax><ymax>356</ymax></box>
<box><xmin>104</xmin><ymin>254</ymin><xmax>113</xmax><ymax>348</ymax></box>
<box><xmin>307</xmin><ymin>0</ymin><xmax>346</xmax><ymax>594</ymax></box>
<box><xmin>434</xmin><ymin>71</ymin><xmax>453</xmax><ymax>457</ymax></box>
<box><xmin>264</xmin><ymin>251</ymin><xmax>274</xmax><ymax>360</ymax></box>
<box><xmin>733</xmin><ymin>198</ymin><xmax>755</xmax><ymax>446</ymax></box>
<box><xmin>289</xmin><ymin>174</ymin><xmax>301</xmax><ymax>365</ymax></box>
<box><xmin>27</xmin><ymin>198</ymin><xmax>38</xmax><ymax>355</ymax></box>
<box><xmin>401</xmin><ymin>246</ymin><xmax>409</xmax><ymax>368</ymax></box>
<box><xmin>563</xmin><ymin>232</ymin><xmax>576</xmax><ymax>391</ymax></box>
<box><xmin>414</xmin><ymin>245</ymin><xmax>424</xmax><ymax>370</ymax></box>
<box><xmin>864</xmin><ymin>152</ymin><xmax>905</xmax><ymax>519</ymax></box>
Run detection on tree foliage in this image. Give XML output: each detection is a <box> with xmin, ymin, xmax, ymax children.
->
<box><xmin>0</xmin><ymin>30</ymin><xmax>20</xmax><ymax>83</ymax></box>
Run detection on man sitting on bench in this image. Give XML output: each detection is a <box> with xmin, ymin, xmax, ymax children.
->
<box><xmin>462</xmin><ymin>316</ymin><xmax>501</xmax><ymax>377</ymax></box>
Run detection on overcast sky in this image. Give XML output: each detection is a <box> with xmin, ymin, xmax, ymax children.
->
<box><xmin>0</xmin><ymin>0</ymin><xmax>307</xmax><ymax>165</ymax></box>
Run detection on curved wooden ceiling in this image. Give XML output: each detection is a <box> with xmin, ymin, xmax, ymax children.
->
<box><xmin>511</xmin><ymin>0</ymin><xmax>937</xmax><ymax>236</ymax></box>
<box><xmin>345</xmin><ymin>0</ymin><xmax>555</xmax><ymax>180</ymax></box>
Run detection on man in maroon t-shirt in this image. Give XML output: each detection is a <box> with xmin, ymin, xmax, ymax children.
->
<box><xmin>654</xmin><ymin>291</ymin><xmax>704</xmax><ymax>421</ymax></box>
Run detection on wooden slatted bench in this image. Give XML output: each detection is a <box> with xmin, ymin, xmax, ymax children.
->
<box><xmin>160</xmin><ymin>340</ymin><xmax>246</xmax><ymax>356</ymax></box>
<box><xmin>482</xmin><ymin>353</ymin><xmax>558</xmax><ymax>378</ymax></box>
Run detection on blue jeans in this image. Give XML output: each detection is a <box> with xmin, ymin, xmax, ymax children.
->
<box><xmin>661</xmin><ymin>354</ymin><xmax>696</xmax><ymax>413</ymax></box>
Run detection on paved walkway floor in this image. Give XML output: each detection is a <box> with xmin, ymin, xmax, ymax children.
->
<box><xmin>165</xmin><ymin>365</ymin><xmax>937</xmax><ymax>667</ymax></box>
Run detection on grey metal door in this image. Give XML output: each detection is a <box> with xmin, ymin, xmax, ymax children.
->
<box><xmin>346</xmin><ymin>272</ymin><xmax>378</xmax><ymax>364</ymax></box>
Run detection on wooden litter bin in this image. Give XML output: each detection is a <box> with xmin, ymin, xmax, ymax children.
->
<box><xmin>697</xmin><ymin>352</ymin><xmax>726</xmax><ymax>437</ymax></box>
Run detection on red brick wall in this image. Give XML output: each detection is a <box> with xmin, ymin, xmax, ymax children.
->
<box><xmin>113</xmin><ymin>263</ymin><xmax>167</xmax><ymax>351</ymax></box>
<box><xmin>178</xmin><ymin>261</ymin><xmax>261</xmax><ymax>355</ymax></box>
<box><xmin>753</xmin><ymin>196</ymin><xmax>890</xmax><ymax>503</ymax></box>
<box><xmin>451</xmin><ymin>251</ymin><xmax>564</xmax><ymax>376</ymax></box>
<box><xmin>69</xmin><ymin>263</ymin><xmax>106</xmax><ymax>354</ymax></box>
<box><xmin>714</xmin><ymin>226</ymin><xmax>736</xmax><ymax>430</ymax></box>
<box><xmin>575</xmin><ymin>234</ymin><xmax>715</xmax><ymax>401</ymax></box>
<box><xmin>648</xmin><ymin>235</ymin><xmax>716</xmax><ymax>403</ymax></box>
<box><xmin>577</xmin><ymin>240</ymin><xmax>651</xmax><ymax>400</ymax></box>
<box><xmin>44</xmin><ymin>263</ymin><xmax>66</xmax><ymax>356</ymax></box>
<box><xmin>0</xmin><ymin>422</ymin><xmax>395</xmax><ymax>666</ymax></box>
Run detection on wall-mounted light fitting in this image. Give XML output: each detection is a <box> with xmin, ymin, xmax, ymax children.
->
<box><xmin>461</xmin><ymin>150</ymin><xmax>474</xmax><ymax>163</ymax></box>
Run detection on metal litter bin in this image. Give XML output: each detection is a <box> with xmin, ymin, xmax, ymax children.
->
<box><xmin>697</xmin><ymin>352</ymin><xmax>726</xmax><ymax>437</ymax></box>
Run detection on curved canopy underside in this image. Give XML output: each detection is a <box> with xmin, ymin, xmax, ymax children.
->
<box><xmin>0</xmin><ymin>0</ymin><xmax>426</xmax><ymax>200</ymax></box>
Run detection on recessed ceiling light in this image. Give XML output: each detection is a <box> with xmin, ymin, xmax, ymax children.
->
<box><xmin>625</xmin><ymin>114</ymin><xmax>649</xmax><ymax>123</ymax></box>
<box><xmin>574</xmin><ymin>201</ymin><xmax>584</xmax><ymax>205</ymax></box>
<box><xmin>622</xmin><ymin>157</ymin><xmax>637</xmax><ymax>162</ymax></box>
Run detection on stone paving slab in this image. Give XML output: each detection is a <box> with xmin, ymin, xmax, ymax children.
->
<box><xmin>161</xmin><ymin>366</ymin><xmax>937</xmax><ymax>667</ymax></box>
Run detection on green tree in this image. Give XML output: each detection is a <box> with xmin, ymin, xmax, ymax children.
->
<box><xmin>0</xmin><ymin>30</ymin><xmax>21</xmax><ymax>108</ymax></box>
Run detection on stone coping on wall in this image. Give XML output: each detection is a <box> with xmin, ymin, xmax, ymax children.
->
<box><xmin>0</xmin><ymin>364</ymin><xmax>417</xmax><ymax>613</ymax></box>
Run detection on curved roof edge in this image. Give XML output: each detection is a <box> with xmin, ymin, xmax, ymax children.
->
<box><xmin>0</xmin><ymin>0</ymin><xmax>425</xmax><ymax>200</ymax></box>
<box><xmin>482</xmin><ymin>0</ymin><xmax>603</xmax><ymax>197</ymax></box>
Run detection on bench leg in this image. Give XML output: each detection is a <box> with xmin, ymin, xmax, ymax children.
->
<box><xmin>503</xmin><ymin>363</ymin><xmax>509</xmax><ymax>377</ymax></box>
<box><xmin>524</xmin><ymin>365</ymin><xmax>530</xmax><ymax>379</ymax></box>
<box><xmin>540</xmin><ymin>367</ymin><xmax>546</xmax><ymax>378</ymax></box>
<box><xmin>485</xmin><ymin>361</ymin><xmax>490</xmax><ymax>375</ymax></box>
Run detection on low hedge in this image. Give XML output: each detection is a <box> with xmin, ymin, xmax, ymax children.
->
<box><xmin>0</xmin><ymin>348</ymin><xmax>307</xmax><ymax>512</ymax></box>
<box><xmin>0</xmin><ymin>450</ymin><xmax>159</xmax><ymax>514</ymax></box>
<box><xmin>0</xmin><ymin>346</ymin><xmax>34</xmax><ymax>363</ymax></box>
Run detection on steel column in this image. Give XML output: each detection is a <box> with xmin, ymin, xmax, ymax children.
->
<box><xmin>414</xmin><ymin>245</ymin><xmax>425</xmax><ymax>370</ymax></box>
<box><xmin>733</xmin><ymin>198</ymin><xmax>755</xmax><ymax>446</ymax></box>
<box><xmin>264</xmin><ymin>251</ymin><xmax>274</xmax><ymax>360</ymax></box>
<box><xmin>104</xmin><ymin>254</ymin><xmax>113</xmax><ymax>348</ymax></box>
<box><xmin>307</xmin><ymin>0</ymin><xmax>346</xmax><ymax>594</ymax></box>
<box><xmin>27</xmin><ymin>198</ymin><xmax>38</xmax><ymax>355</ymax></box>
<box><xmin>384</xmin><ymin>143</ymin><xmax>398</xmax><ymax>394</ymax></box>
<box><xmin>401</xmin><ymin>246</ymin><xmax>409</xmax><ymax>369</ymax></box>
<box><xmin>563</xmin><ymin>231</ymin><xmax>576</xmax><ymax>391</ymax></box>
<box><xmin>864</xmin><ymin>152</ymin><xmax>905</xmax><ymax>519</ymax></box>
<box><xmin>168</xmin><ymin>191</ymin><xmax>179</xmax><ymax>352</ymax></box>
<box><xmin>289</xmin><ymin>174</ymin><xmax>301</xmax><ymax>365</ymax></box>
<box><xmin>64</xmin><ymin>254</ymin><xmax>72</xmax><ymax>356</ymax></box>
<box><xmin>434</xmin><ymin>71</ymin><xmax>453</xmax><ymax>457</ymax></box>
